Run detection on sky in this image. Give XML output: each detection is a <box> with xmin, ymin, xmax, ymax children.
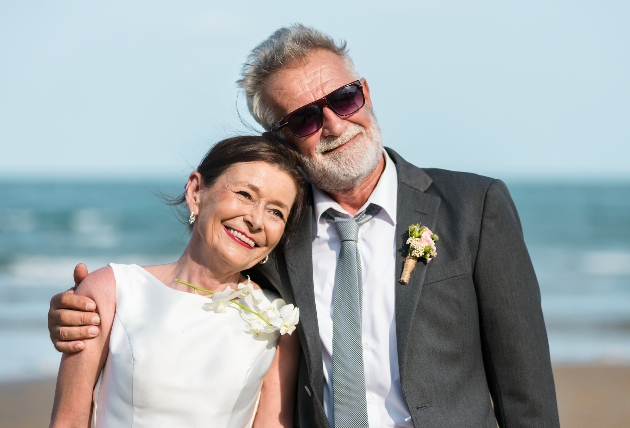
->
<box><xmin>1</xmin><ymin>1</ymin><xmax>628</xmax><ymax>180</ymax></box>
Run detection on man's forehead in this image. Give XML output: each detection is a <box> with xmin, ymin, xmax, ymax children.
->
<box><xmin>263</xmin><ymin>50</ymin><xmax>356</xmax><ymax>113</ymax></box>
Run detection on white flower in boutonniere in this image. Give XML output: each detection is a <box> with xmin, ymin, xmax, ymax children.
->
<box><xmin>399</xmin><ymin>223</ymin><xmax>439</xmax><ymax>285</ymax></box>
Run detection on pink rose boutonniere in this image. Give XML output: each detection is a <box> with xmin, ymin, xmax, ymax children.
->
<box><xmin>399</xmin><ymin>223</ymin><xmax>439</xmax><ymax>285</ymax></box>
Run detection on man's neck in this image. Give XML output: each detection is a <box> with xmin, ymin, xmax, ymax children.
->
<box><xmin>324</xmin><ymin>155</ymin><xmax>386</xmax><ymax>216</ymax></box>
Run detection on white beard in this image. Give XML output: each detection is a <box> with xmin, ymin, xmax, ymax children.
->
<box><xmin>298</xmin><ymin>110</ymin><xmax>384</xmax><ymax>194</ymax></box>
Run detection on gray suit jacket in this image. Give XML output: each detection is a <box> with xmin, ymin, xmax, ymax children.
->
<box><xmin>248</xmin><ymin>148</ymin><xmax>560</xmax><ymax>427</ymax></box>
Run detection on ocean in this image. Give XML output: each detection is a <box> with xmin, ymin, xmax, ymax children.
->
<box><xmin>0</xmin><ymin>180</ymin><xmax>629</xmax><ymax>382</ymax></box>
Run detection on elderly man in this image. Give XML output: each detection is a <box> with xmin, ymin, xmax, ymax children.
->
<box><xmin>48</xmin><ymin>25</ymin><xmax>560</xmax><ymax>427</ymax></box>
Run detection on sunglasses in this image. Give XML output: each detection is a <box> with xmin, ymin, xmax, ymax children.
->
<box><xmin>270</xmin><ymin>80</ymin><xmax>365</xmax><ymax>138</ymax></box>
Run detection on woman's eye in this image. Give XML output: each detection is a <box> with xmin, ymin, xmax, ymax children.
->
<box><xmin>236</xmin><ymin>190</ymin><xmax>252</xmax><ymax>200</ymax></box>
<box><xmin>271</xmin><ymin>209</ymin><xmax>285</xmax><ymax>220</ymax></box>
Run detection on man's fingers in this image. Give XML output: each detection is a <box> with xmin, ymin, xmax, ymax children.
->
<box><xmin>49</xmin><ymin>308</ymin><xmax>100</xmax><ymax>328</ymax></box>
<box><xmin>73</xmin><ymin>263</ymin><xmax>89</xmax><ymax>288</ymax></box>
<box><xmin>51</xmin><ymin>290</ymin><xmax>96</xmax><ymax>311</ymax></box>
<box><xmin>52</xmin><ymin>325</ymin><xmax>100</xmax><ymax>342</ymax></box>
<box><xmin>53</xmin><ymin>339</ymin><xmax>86</xmax><ymax>354</ymax></box>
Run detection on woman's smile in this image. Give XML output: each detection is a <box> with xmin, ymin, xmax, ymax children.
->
<box><xmin>224</xmin><ymin>226</ymin><xmax>257</xmax><ymax>248</ymax></box>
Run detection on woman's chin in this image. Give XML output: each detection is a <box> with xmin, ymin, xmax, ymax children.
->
<box><xmin>215</xmin><ymin>248</ymin><xmax>265</xmax><ymax>272</ymax></box>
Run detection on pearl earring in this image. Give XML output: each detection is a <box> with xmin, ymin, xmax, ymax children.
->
<box><xmin>188</xmin><ymin>212</ymin><xmax>196</xmax><ymax>225</ymax></box>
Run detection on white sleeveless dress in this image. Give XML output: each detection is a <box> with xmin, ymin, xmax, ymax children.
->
<box><xmin>92</xmin><ymin>263</ymin><xmax>280</xmax><ymax>428</ymax></box>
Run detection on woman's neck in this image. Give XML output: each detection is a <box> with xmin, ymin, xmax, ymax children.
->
<box><xmin>150</xmin><ymin>242</ymin><xmax>244</xmax><ymax>295</ymax></box>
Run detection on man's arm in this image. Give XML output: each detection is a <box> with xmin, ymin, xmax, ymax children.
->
<box><xmin>474</xmin><ymin>180</ymin><xmax>560</xmax><ymax>427</ymax></box>
<box><xmin>50</xmin><ymin>266</ymin><xmax>116</xmax><ymax>427</ymax></box>
<box><xmin>48</xmin><ymin>264</ymin><xmax>101</xmax><ymax>353</ymax></box>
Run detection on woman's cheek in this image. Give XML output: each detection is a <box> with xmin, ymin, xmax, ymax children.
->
<box><xmin>270</xmin><ymin>222</ymin><xmax>286</xmax><ymax>246</ymax></box>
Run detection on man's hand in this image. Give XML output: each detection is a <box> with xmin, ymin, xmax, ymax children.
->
<box><xmin>48</xmin><ymin>264</ymin><xmax>101</xmax><ymax>353</ymax></box>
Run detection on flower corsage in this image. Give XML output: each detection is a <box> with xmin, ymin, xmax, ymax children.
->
<box><xmin>399</xmin><ymin>223</ymin><xmax>439</xmax><ymax>285</ymax></box>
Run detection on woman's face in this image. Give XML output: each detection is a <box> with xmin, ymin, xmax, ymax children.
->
<box><xmin>187</xmin><ymin>161</ymin><xmax>298</xmax><ymax>273</ymax></box>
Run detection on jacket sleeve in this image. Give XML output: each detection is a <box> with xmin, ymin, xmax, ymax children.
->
<box><xmin>473</xmin><ymin>179</ymin><xmax>560</xmax><ymax>427</ymax></box>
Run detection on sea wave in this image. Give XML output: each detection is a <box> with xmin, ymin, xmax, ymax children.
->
<box><xmin>0</xmin><ymin>254</ymin><xmax>180</xmax><ymax>288</ymax></box>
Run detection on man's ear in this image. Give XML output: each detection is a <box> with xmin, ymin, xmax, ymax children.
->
<box><xmin>361</xmin><ymin>78</ymin><xmax>373</xmax><ymax>109</ymax></box>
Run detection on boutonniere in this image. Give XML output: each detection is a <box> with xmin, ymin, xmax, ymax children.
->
<box><xmin>399</xmin><ymin>223</ymin><xmax>439</xmax><ymax>285</ymax></box>
<box><xmin>175</xmin><ymin>278</ymin><xmax>300</xmax><ymax>337</ymax></box>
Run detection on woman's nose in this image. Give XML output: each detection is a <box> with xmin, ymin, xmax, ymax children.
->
<box><xmin>243</xmin><ymin>205</ymin><xmax>264</xmax><ymax>231</ymax></box>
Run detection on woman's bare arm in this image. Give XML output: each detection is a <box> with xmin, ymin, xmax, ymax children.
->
<box><xmin>50</xmin><ymin>266</ymin><xmax>117</xmax><ymax>428</ymax></box>
<box><xmin>253</xmin><ymin>330</ymin><xmax>301</xmax><ymax>428</ymax></box>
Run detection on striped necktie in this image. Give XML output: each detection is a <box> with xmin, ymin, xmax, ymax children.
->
<box><xmin>326</xmin><ymin>204</ymin><xmax>381</xmax><ymax>428</ymax></box>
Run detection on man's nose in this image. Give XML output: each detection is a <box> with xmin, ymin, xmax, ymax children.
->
<box><xmin>320</xmin><ymin>106</ymin><xmax>347</xmax><ymax>137</ymax></box>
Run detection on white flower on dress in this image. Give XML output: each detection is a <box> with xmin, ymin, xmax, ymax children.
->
<box><xmin>237</xmin><ymin>277</ymin><xmax>254</xmax><ymax>297</ymax></box>
<box><xmin>179</xmin><ymin>278</ymin><xmax>300</xmax><ymax>336</ymax></box>
<box><xmin>258</xmin><ymin>298</ymin><xmax>285</xmax><ymax>320</ymax></box>
<box><xmin>241</xmin><ymin>312</ymin><xmax>278</xmax><ymax>337</ymax></box>
<box><xmin>210</xmin><ymin>286</ymin><xmax>242</xmax><ymax>313</ymax></box>
<box><xmin>240</xmin><ymin>279</ymin><xmax>265</xmax><ymax>307</ymax></box>
<box><xmin>270</xmin><ymin>303</ymin><xmax>300</xmax><ymax>336</ymax></box>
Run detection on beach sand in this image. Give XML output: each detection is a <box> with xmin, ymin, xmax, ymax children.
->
<box><xmin>0</xmin><ymin>365</ymin><xmax>628</xmax><ymax>427</ymax></box>
<box><xmin>0</xmin><ymin>378</ymin><xmax>56</xmax><ymax>428</ymax></box>
<box><xmin>553</xmin><ymin>365</ymin><xmax>630</xmax><ymax>428</ymax></box>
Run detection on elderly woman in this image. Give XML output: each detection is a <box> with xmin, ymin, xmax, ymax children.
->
<box><xmin>50</xmin><ymin>135</ymin><xmax>307</xmax><ymax>428</ymax></box>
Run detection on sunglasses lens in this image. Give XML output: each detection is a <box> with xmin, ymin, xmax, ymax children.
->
<box><xmin>329</xmin><ymin>84</ymin><xmax>365</xmax><ymax>116</ymax></box>
<box><xmin>287</xmin><ymin>104</ymin><xmax>323</xmax><ymax>138</ymax></box>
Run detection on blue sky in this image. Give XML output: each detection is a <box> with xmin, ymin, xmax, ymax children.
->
<box><xmin>1</xmin><ymin>1</ymin><xmax>628</xmax><ymax>180</ymax></box>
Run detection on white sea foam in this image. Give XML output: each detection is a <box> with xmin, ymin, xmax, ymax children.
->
<box><xmin>0</xmin><ymin>209</ymin><xmax>37</xmax><ymax>233</ymax></box>
<box><xmin>72</xmin><ymin>208</ymin><xmax>119</xmax><ymax>248</ymax></box>
<box><xmin>0</xmin><ymin>330</ymin><xmax>61</xmax><ymax>382</ymax></box>
<box><xmin>581</xmin><ymin>251</ymin><xmax>630</xmax><ymax>276</ymax></box>
<box><xmin>542</xmin><ymin>293</ymin><xmax>630</xmax><ymax>326</ymax></box>
<box><xmin>548</xmin><ymin>330</ymin><xmax>630</xmax><ymax>364</ymax></box>
<box><xmin>0</xmin><ymin>254</ymin><xmax>180</xmax><ymax>288</ymax></box>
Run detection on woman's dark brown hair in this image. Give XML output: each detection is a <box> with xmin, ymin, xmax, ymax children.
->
<box><xmin>169</xmin><ymin>134</ymin><xmax>307</xmax><ymax>249</ymax></box>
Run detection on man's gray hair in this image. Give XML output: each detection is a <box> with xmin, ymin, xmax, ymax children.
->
<box><xmin>237</xmin><ymin>24</ymin><xmax>359</xmax><ymax>130</ymax></box>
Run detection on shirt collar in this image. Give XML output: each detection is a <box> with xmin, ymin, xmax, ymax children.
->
<box><xmin>312</xmin><ymin>150</ymin><xmax>398</xmax><ymax>236</ymax></box>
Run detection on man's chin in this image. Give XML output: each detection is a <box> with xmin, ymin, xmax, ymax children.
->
<box><xmin>300</xmin><ymin>147</ymin><xmax>382</xmax><ymax>194</ymax></box>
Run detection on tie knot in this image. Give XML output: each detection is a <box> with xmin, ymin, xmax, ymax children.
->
<box><xmin>326</xmin><ymin>204</ymin><xmax>381</xmax><ymax>242</ymax></box>
<box><xmin>333</xmin><ymin>218</ymin><xmax>360</xmax><ymax>242</ymax></box>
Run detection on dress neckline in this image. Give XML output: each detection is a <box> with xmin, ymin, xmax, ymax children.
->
<box><xmin>129</xmin><ymin>264</ymin><xmax>276</xmax><ymax>303</ymax></box>
<box><xmin>130</xmin><ymin>263</ymin><xmax>212</xmax><ymax>301</ymax></box>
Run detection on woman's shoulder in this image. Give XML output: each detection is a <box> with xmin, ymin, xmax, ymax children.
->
<box><xmin>245</xmin><ymin>277</ymin><xmax>281</xmax><ymax>303</ymax></box>
<box><xmin>75</xmin><ymin>266</ymin><xmax>116</xmax><ymax>298</ymax></box>
<box><xmin>74</xmin><ymin>266</ymin><xmax>117</xmax><ymax>322</ymax></box>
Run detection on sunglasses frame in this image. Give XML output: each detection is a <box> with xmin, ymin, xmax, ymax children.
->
<box><xmin>270</xmin><ymin>80</ymin><xmax>365</xmax><ymax>138</ymax></box>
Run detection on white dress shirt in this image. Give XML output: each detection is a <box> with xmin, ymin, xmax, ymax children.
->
<box><xmin>311</xmin><ymin>151</ymin><xmax>413</xmax><ymax>428</ymax></box>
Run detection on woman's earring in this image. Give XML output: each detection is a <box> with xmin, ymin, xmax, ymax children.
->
<box><xmin>259</xmin><ymin>255</ymin><xmax>269</xmax><ymax>265</ymax></box>
<box><xmin>188</xmin><ymin>212</ymin><xmax>196</xmax><ymax>225</ymax></box>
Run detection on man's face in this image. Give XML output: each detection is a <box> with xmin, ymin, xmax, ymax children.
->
<box><xmin>261</xmin><ymin>49</ymin><xmax>384</xmax><ymax>193</ymax></box>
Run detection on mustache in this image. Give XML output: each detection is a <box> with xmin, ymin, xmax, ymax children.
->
<box><xmin>315</xmin><ymin>124</ymin><xmax>364</xmax><ymax>155</ymax></box>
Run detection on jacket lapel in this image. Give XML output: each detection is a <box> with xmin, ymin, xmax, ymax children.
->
<box><xmin>386</xmin><ymin>148</ymin><xmax>441</xmax><ymax>372</ymax></box>
<box><xmin>282</xmin><ymin>201</ymin><xmax>326</xmax><ymax>404</ymax></box>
